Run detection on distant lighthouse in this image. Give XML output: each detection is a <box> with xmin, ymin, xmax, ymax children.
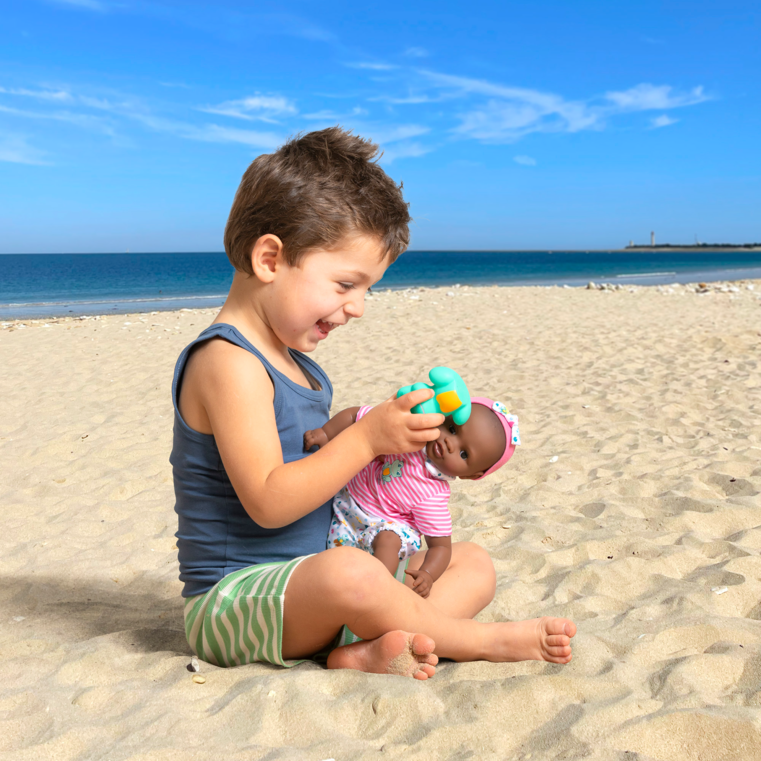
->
<box><xmin>651</xmin><ymin>231</ymin><xmax>655</xmax><ymax>247</ymax></box>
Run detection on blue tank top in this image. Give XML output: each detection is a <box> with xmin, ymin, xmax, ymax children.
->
<box><xmin>170</xmin><ymin>323</ymin><xmax>334</xmax><ymax>597</ymax></box>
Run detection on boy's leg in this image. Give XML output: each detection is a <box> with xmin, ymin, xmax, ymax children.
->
<box><xmin>281</xmin><ymin>546</ymin><xmax>576</xmax><ymax>673</ymax></box>
<box><xmin>371</xmin><ymin>530</ymin><xmax>403</xmax><ymax>575</ymax></box>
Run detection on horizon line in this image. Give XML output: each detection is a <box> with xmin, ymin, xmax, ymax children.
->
<box><xmin>4</xmin><ymin>247</ymin><xmax>761</xmax><ymax>256</ymax></box>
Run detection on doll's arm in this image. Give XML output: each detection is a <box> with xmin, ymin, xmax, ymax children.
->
<box><xmin>304</xmin><ymin>406</ymin><xmax>361</xmax><ymax>450</ymax></box>
<box><xmin>404</xmin><ymin>535</ymin><xmax>452</xmax><ymax>598</ymax></box>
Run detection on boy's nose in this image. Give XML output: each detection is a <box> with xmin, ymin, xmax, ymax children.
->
<box><xmin>345</xmin><ymin>295</ymin><xmax>364</xmax><ymax>319</ymax></box>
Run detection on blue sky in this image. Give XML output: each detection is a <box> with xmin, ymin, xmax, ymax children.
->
<box><xmin>1</xmin><ymin>0</ymin><xmax>759</xmax><ymax>252</ymax></box>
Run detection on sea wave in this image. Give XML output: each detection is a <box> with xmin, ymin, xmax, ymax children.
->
<box><xmin>0</xmin><ymin>294</ymin><xmax>228</xmax><ymax>308</ymax></box>
<box><xmin>614</xmin><ymin>272</ymin><xmax>677</xmax><ymax>278</ymax></box>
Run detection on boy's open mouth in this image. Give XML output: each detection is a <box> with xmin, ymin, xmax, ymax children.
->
<box><xmin>316</xmin><ymin>320</ymin><xmax>338</xmax><ymax>336</ymax></box>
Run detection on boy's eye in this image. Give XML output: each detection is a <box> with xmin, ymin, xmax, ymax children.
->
<box><xmin>338</xmin><ymin>282</ymin><xmax>355</xmax><ymax>291</ymax></box>
<box><xmin>460</xmin><ymin>450</ymin><xmax>468</xmax><ymax>460</ymax></box>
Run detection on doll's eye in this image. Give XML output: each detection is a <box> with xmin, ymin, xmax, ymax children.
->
<box><xmin>460</xmin><ymin>450</ymin><xmax>468</xmax><ymax>460</ymax></box>
<box><xmin>448</xmin><ymin>423</ymin><xmax>456</xmax><ymax>434</ymax></box>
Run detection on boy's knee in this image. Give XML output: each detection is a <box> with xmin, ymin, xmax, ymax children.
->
<box><xmin>320</xmin><ymin>546</ymin><xmax>389</xmax><ymax>606</ymax></box>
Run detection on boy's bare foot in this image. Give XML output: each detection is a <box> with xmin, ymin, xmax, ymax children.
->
<box><xmin>489</xmin><ymin>617</ymin><xmax>577</xmax><ymax>664</ymax></box>
<box><xmin>327</xmin><ymin>631</ymin><xmax>438</xmax><ymax>680</ymax></box>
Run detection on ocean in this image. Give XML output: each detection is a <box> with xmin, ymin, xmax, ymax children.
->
<box><xmin>2</xmin><ymin>250</ymin><xmax>761</xmax><ymax>319</ymax></box>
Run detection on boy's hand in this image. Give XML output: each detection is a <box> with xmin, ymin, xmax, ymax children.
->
<box><xmin>304</xmin><ymin>428</ymin><xmax>329</xmax><ymax>451</ymax></box>
<box><xmin>405</xmin><ymin>568</ymin><xmax>433</xmax><ymax>598</ymax></box>
<box><xmin>358</xmin><ymin>388</ymin><xmax>444</xmax><ymax>458</ymax></box>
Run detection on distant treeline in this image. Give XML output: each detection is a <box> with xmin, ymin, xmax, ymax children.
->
<box><xmin>625</xmin><ymin>243</ymin><xmax>761</xmax><ymax>249</ymax></box>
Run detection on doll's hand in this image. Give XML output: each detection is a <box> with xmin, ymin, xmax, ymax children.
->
<box><xmin>405</xmin><ymin>568</ymin><xmax>433</xmax><ymax>598</ymax></box>
<box><xmin>303</xmin><ymin>428</ymin><xmax>329</xmax><ymax>451</ymax></box>
<box><xmin>359</xmin><ymin>388</ymin><xmax>444</xmax><ymax>458</ymax></box>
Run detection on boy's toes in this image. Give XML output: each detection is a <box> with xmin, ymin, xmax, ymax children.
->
<box><xmin>413</xmin><ymin>662</ymin><xmax>436</xmax><ymax>680</ymax></box>
<box><xmin>410</xmin><ymin>633</ymin><xmax>436</xmax><ymax>656</ymax></box>
<box><xmin>560</xmin><ymin>620</ymin><xmax>576</xmax><ymax>638</ymax></box>
<box><xmin>546</xmin><ymin>634</ymin><xmax>570</xmax><ymax>648</ymax></box>
<box><xmin>545</xmin><ymin>618</ymin><xmax>576</xmax><ymax>638</ymax></box>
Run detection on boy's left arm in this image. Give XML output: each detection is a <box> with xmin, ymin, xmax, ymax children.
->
<box><xmin>405</xmin><ymin>535</ymin><xmax>452</xmax><ymax>598</ymax></box>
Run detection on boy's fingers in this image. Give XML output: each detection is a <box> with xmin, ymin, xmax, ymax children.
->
<box><xmin>408</xmin><ymin>427</ymin><xmax>443</xmax><ymax>443</ymax></box>
<box><xmin>396</xmin><ymin>387</ymin><xmax>435</xmax><ymax>411</ymax></box>
<box><xmin>407</xmin><ymin>412</ymin><xmax>445</xmax><ymax>429</ymax></box>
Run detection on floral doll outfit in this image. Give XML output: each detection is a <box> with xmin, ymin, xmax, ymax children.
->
<box><xmin>327</xmin><ymin>406</ymin><xmax>453</xmax><ymax>560</ymax></box>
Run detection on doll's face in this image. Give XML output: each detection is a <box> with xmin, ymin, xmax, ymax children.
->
<box><xmin>425</xmin><ymin>404</ymin><xmax>506</xmax><ymax>479</ymax></box>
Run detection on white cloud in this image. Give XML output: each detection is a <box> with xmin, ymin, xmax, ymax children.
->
<box><xmin>0</xmin><ymin>103</ymin><xmax>117</xmax><ymax>135</ymax></box>
<box><xmin>369</xmin><ymin>93</ymin><xmax>442</xmax><ymax>105</ymax></box>
<box><xmin>302</xmin><ymin>106</ymin><xmax>369</xmax><ymax>120</ymax></box>
<box><xmin>404</xmin><ymin>47</ymin><xmax>429</xmax><ymax>58</ymax></box>
<box><xmin>605</xmin><ymin>84</ymin><xmax>707</xmax><ymax>110</ymax></box>
<box><xmin>651</xmin><ymin>114</ymin><xmax>678</xmax><ymax>128</ymax></box>
<box><xmin>199</xmin><ymin>95</ymin><xmax>297</xmax><ymax>123</ymax></box>
<box><xmin>0</xmin><ymin>134</ymin><xmax>48</xmax><ymax>165</ymax></box>
<box><xmin>128</xmin><ymin>112</ymin><xmax>283</xmax><ymax>148</ymax></box>
<box><xmin>346</xmin><ymin>62</ymin><xmax>398</xmax><ymax>71</ymax></box>
<box><xmin>184</xmin><ymin>124</ymin><xmax>284</xmax><ymax>148</ymax></box>
<box><xmin>419</xmin><ymin>71</ymin><xmax>601</xmax><ymax>140</ymax></box>
<box><xmin>1</xmin><ymin>82</ymin><xmax>285</xmax><ymax>150</ymax></box>
<box><xmin>368</xmin><ymin>124</ymin><xmax>430</xmax><ymax>144</ymax></box>
<box><xmin>513</xmin><ymin>155</ymin><xmax>536</xmax><ymax>166</ymax></box>
<box><xmin>378</xmin><ymin>141</ymin><xmax>433</xmax><ymax>164</ymax></box>
<box><xmin>414</xmin><ymin>70</ymin><xmax>709</xmax><ymax>142</ymax></box>
<box><xmin>0</xmin><ymin>86</ymin><xmax>73</xmax><ymax>102</ymax></box>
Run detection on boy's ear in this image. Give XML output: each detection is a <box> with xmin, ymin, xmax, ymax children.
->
<box><xmin>459</xmin><ymin>472</ymin><xmax>485</xmax><ymax>481</ymax></box>
<box><xmin>250</xmin><ymin>234</ymin><xmax>284</xmax><ymax>283</ymax></box>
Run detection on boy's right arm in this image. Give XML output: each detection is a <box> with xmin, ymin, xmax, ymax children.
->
<box><xmin>191</xmin><ymin>340</ymin><xmax>443</xmax><ymax>530</ymax></box>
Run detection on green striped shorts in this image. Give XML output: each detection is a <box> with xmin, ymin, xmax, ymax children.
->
<box><xmin>183</xmin><ymin>554</ymin><xmax>408</xmax><ymax>668</ymax></box>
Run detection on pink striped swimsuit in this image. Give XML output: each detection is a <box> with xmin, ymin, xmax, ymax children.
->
<box><xmin>344</xmin><ymin>406</ymin><xmax>452</xmax><ymax>537</ymax></box>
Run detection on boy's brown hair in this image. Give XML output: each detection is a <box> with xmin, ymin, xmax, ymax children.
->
<box><xmin>224</xmin><ymin>127</ymin><xmax>411</xmax><ymax>273</ymax></box>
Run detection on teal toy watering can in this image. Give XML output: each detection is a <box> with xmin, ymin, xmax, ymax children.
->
<box><xmin>397</xmin><ymin>366</ymin><xmax>471</xmax><ymax>425</ymax></box>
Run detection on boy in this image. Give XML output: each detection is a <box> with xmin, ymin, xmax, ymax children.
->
<box><xmin>172</xmin><ymin>128</ymin><xmax>575</xmax><ymax>678</ymax></box>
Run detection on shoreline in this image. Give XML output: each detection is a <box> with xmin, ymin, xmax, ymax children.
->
<box><xmin>624</xmin><ymin>246</ymin><xmax>761</xmax><ymax>252</ymax></box>
<box><xmin>3</xmin><ymin>275</ymin><xmax>761</xmax><ymax>323</ymax></box>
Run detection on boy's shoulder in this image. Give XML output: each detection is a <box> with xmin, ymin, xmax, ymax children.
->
<box><xmin>183</xmin><ymin>334</ymin><xmax>274</xmax><ymax>401</ymax></box>
<box><xmin>188</xmin><ymin>333</ymin><xmax>266</xmax><ymax>372</ymax></box>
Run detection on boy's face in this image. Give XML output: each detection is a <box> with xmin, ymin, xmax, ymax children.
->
<box><xmin>426</xmin><ymin>404</ymin><xmax>506</xmax><ymax>480</ymax></box>
<box><xmin>269</xmin><ymin>234</ymin><xmax>389</xmax><ymax>352</ymax></box>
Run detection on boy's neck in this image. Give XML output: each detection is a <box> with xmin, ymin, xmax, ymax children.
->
<box><xmin>214</xmin><ymin>272</ymin><xmax>291</xmax><ymax>362</ymax></box>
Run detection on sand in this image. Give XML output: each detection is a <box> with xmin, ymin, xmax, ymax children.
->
<box><xmin>1</xmin><ymin>280</ymin><xmax>760</xmax><ymax>760</ymax></box>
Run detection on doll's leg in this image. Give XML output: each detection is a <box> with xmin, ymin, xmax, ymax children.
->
<box><xmin>371</xmin><ymin>530</ymin><xmax>403</xmax><ymax>575</ymax></box>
